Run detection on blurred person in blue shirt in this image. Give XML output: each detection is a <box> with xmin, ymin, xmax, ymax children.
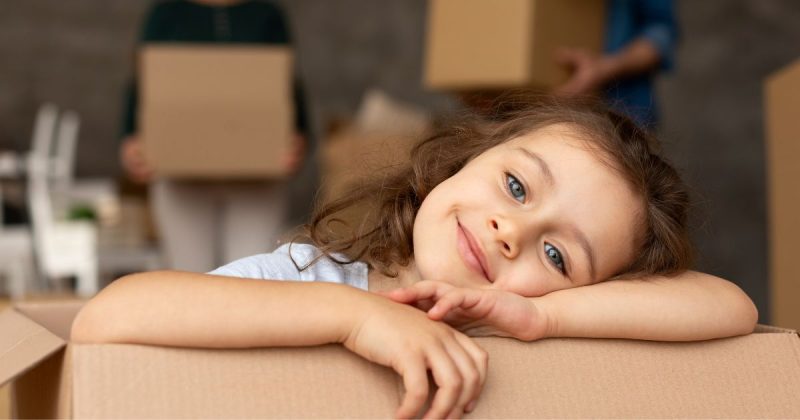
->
<box><xmin>555</xmin><ymin>0</ymin><xmax>677</xmax><ymax>129</ymax></box>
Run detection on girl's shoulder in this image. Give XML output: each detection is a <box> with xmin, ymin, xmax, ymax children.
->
<box><xmin>208</xmin><ymin>243</ymin><xmax>368</xmax><ymax>290</ymax></box>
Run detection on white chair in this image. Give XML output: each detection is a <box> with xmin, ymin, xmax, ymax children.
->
<box><xmin>0</xmin><ymin>104</ymin><xmax>56</xmax><ymax>299</ymax></box>
<box><xmin>26</xmin><ymin>104</ymin><xmax>100</xmax><ymax>297</ymax></box>
<box><xmin>1</xmin><ymin>142</ymin><xmax>31</xmax><ymax>300</ymax></box>
<box><xmin>0</xmin><ymin>186</ymin><xmax>36</xmax><ymax>299</ymax></box>
<box><xmin>51</xmin><ymin>110</ymin><xmax>119</xmax><ymax>218</ymax></box>
<box><xmin>57</xmin><ymin>109</ymin><xmax>163</xmax><ymax>280</ymax></box>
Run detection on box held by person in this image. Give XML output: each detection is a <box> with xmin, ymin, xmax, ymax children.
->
<box><xmin>139</xmin><ymin>45</ymin><xmax>293</xmax><ymax>179</ymax></box>
<box><xmin>424</xmin><ymin>0</ymin><xmax>605</xmax><ymax>91</ymax></box>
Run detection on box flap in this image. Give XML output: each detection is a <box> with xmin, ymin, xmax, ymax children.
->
<box><xmin>14</xmin><ymin>300</ymin><xmax>85</xmax><ymax>340</ymax></box>
<box><xmin>0</xmin><ymin>308</ymin><xmax>66</xmax><ymax>387</ymax></box>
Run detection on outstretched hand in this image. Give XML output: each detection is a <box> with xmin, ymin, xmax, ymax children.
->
<box><xmin>379</xmin><ymin>281</ymin><xmax>549</xmax><ymax>341</ymax></box>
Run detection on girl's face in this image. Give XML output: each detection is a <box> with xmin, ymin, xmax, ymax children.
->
<box><xmin>411</xmin><ymin>124</ymin><xmax>644</xmax><ymax>296</ymax></box>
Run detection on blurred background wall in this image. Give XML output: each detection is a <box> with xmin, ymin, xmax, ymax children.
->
<box><xmin>1</xmin><ymin>0</ymin><xmax>799</xmax><ymax>320</ymax></box>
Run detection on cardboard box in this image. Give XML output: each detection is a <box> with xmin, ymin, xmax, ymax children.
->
<box><xmin>318</xmin><ymin>125</ymin><xmax>423</xmax><ymax>235</ymax></box>
<box><xmin>321</xmin><ymin>125</ymin><xmax>421</xmax><ymax>204</ymax></box>
<box><xmin>140</xmin><ymin>45</ymin><xmax>293</xmax><ymax>179</ymax></box>
<box><xmin>424</xmin><ymin>0</ymin><xmax>606</xmax><ymax>90</ymax></box>
<box><xmin>318</xmin><ymin>91</ymin><xmax>431</xmax><ymax>228</ymax></box>
<box><xmin>765</xmin><ymin>58</ymin><xmax>800</xmax><ymax>330</ymax></box>
<box><xmin>3</xmin><ymin>301</ymin><xmax>800</xmax><ymax>418</ymax></box>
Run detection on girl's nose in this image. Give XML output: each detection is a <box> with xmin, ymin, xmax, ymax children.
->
<box><xmin>489</xmin><ymin>216</ymin><xmax>519</xmax><ymax>259</ymax></box>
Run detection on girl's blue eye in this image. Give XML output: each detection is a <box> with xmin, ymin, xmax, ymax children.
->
<box><xmin>544</xmin><ymin>243</ymin><xmax>566</xmax><ymax>274</ymax></box>
<box><xmin>506</xmin><ymin>173</ymin><xmax>525</xmax><ymax>202</ymax></box>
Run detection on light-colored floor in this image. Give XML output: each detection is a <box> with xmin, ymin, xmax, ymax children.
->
<box><xmin>1</xmin><ymin>298</ymin><xmax>10</xmax><ymax>419</ymax></box>
<box><xmin>0</xmin><ymin>293</ymin><xmax>80</xmax><ymax>419</ymax></box>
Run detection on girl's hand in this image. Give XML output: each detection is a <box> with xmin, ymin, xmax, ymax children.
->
<box><xmin>380</xmin><ymin>281</ymin><xmax>549</xmax><ymax>341</ymax></box>
<box><xmin>342</xmin><ymin>295</ymin><xmax>488</xmax><ymax>419</ymax></box>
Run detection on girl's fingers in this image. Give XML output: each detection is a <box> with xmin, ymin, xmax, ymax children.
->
<box><xmin>465</xmin><ymin>400</ymin><xmax>477</xmax><ymax>413</ymax></box>
<box><xmin>410</xmin><ymin>281</ymin><xmax>453</xmax><ymax>302</ymax></box>
<box><xmin>428</xmin><ymin>290</ymin><xmax>467</xmax><ymax>320</ymax></box>
<box><xmin>377</xmin><ymin>288</ymin><xmax>416</xmax><ymax>303</ymax></box>
<box><xmin>383</xmin><ymin>281</ymin><xmax>453</xmax><ymax>304</ymax></box>
<box><xmin>429</xmin><ymin>289</ymin><xmax>485</xmax><ymax>320</ymax></box>
<box><xmin>442</xmin><ymin>339</ymin><xmax>482</xmax><ymax>419</ymax></box>
<box><xmin>423</xmin><ymin>347</ymin><xmax>462</xmax><ymax>419</ymax></box>
<box><xmin>454</xmin><ymin>333</ymin><xmax>488</xmax><ymax>412</ymax></box>
<box><xmin>395</xmin><ymin>355</ymin><xmax>430</xmax><ymax>419</ymax></box>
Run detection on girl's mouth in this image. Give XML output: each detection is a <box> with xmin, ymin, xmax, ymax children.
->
<box><xmin>456</xmin><ymin>220</ymin><xmax>492</xmax><ymax>282</ymax></box>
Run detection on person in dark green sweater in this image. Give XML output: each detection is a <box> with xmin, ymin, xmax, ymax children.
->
<box><xmin>120</xmin><ymin>0</ymin><xmax>309</xmax><ymax>273</ymax></box>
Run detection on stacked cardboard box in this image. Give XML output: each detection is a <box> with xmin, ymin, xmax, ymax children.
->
<box><xmin>765</xmin><ymin>58</ymin><xmax>800</xmax><ymax>330</ymax></box>
<box><xmin>2</xmin><ymin>301</ymin><xmax>800</xmax><ymax>418</ymax></box>
<box><xmin>424</xmin><ymin>0</ymin><xmax>605</xmax><ymax>91</ymax></box>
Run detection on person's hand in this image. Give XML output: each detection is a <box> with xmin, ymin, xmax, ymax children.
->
<box><xmin>281</xmin><ymin>133</ymin><xmax>306</xmax><ymax>174</ymax></box>
<box><xmin>343</xmin><ymin>294</ymin><xmax>488</xmax><ymax>419</ymax></box>
<box><xmin>553</xmin><ymin>47</ymin><xmax>615</xmax><ymax>97</ymax></box>
<box><xmin>120</xmin><ymin>135</ymin><xmax>154</xmax><ymax>184</ymax></box>
<box><xmin>379</xmin><ymin>281</ymin><xmax>549</xmax><ymax>341</ymax></box>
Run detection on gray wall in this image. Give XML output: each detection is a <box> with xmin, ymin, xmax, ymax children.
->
<box><xmin>2</xmin><ymin>0</ymin><xmax>800</xmax><ymax>321</ymax></box>
<box><xmin>659</xmin><ymin>0</ymin><xmax>800</xmax><ymax>322</ymax></box>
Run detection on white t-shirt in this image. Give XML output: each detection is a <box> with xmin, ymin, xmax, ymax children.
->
<box><xmin>208</xmin><ymin>243</ymin><xmax>369</xmax><ymax>291</ymax></box>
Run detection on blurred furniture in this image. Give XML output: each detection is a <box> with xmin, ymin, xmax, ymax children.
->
<box><xmin>3</xmin><ymin>103</ymin><xmax>163</xmax><ymax>298</ymax></box>
<box><xmin>26</xmin><ymin>104</ymin><xmax>99</xmax><ymax>297</ymax></box>
<box><xmin>54</xmin><ymin>106</ymin><xmax>163</xmax><ymax>284</ymax></box>
<box><xmin>0</xmin><ymin>106</ymin><xmax>51</xmax><ymax>299</ymax></box>
<box><xmin>51</xmin><ymin>110</ymin><xmax>162</xmax><ymax>280</ymax></box>
<box><xmin>0</xmin><ymin>215</ymin><xmax>35</xmax><ymax>299</ymax></box>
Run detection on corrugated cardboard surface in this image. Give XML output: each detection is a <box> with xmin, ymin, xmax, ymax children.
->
<box><xmin>140</xmin><ymin>45</ymin><xmax>293</xmax><ymax>179</ymax></box>
<box><xmin>4</xmin><ymin>302</ymin><xmax>800</xmax><ymax>418</ymax></box>
<box><xmin>765</xmin><ymin>58</ymin><xmax>800</xmax><ymax>330</ymax></box>
<box><xmin>424</xmin><ymin>0</ymin><xmax>605</xmax><ymax>90</ymax></box>
<box><xmin>71</xmin><ymin>333</ymin><xmax>800</xmax><ymax>418</ymax></box>
<box><xmin>73</xmin><ymin>344</ymin><xmax>400</xmax><ymax>419</ymax></box>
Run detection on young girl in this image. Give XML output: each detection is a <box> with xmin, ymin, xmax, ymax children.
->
<box><xmin>72</xmin><ymin>97</ymin><xmax>757</xmax><ymax>419</ymax></box>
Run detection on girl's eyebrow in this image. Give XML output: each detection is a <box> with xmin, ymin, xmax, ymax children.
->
<box><xmin>515</xmin><ymin>147</ymin><xmax>555</xmax><ymax>188</ymax></box>
<box><xmin>514</xmin><ymin>147</ymin><xmax>596</xmax><ymax>282</ymax></box>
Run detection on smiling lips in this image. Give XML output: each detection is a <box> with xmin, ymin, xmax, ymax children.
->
<box><xmin>456</xmin><ymin>220</ymin><xmax>492</xmax><ymax>283</ymax></box>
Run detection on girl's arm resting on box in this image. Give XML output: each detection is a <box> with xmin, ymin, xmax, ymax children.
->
<box><xmin>384</xmin><ymin>271</ymin><xmax>757</xmax><ymax>341</ymax></box>
<box><xmin>70</xmin><ymin>271</ymin><xmax>489</xmax><ymax>419</ymax></box>
<box><xmin>70</xmin><ymin>271</ymin><xmax>360</xmax><ymax>347</ymax></box>
<box><xmin>534</xmin><ymin>271</ymin><xmax>758</xmax><ymax>341</ymax></box>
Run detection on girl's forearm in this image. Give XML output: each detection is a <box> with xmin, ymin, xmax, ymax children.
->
<box><xmin>534</xmin><ymin>271</ymin><xmax>758</xmax><ymax>341</ymax></box>
<box><xmin>71</xmin><ymin>271</ymin><xmax>368</xmax><ymax>348</ymax></box>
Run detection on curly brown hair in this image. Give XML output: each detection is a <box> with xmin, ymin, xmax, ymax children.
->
<box><xmin>300</xmin><ymin>94</ymin><xmax>693</xmax><ymax>280</ymax></box>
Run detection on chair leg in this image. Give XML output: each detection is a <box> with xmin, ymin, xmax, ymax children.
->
<box><xmin>75</xmin><ymin>263</ymin><xmax>99</xmax><ymax>297</ymax></box>
<box><xmin>8</xmin><ymin>259</ymin><xmax>29</xmax><ymax>300</ymax></box>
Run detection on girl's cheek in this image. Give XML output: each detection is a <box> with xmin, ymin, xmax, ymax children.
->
<box><xmin>504</xmin><ymin>265</ymin><xmax>551</xmax><ymax>297</ymax></box>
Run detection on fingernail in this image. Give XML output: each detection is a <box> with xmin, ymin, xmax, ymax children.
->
<box><xmin>465</xmin><ymin>400</ymin><xmax>476</xmax><ymax>412</ymax></box>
